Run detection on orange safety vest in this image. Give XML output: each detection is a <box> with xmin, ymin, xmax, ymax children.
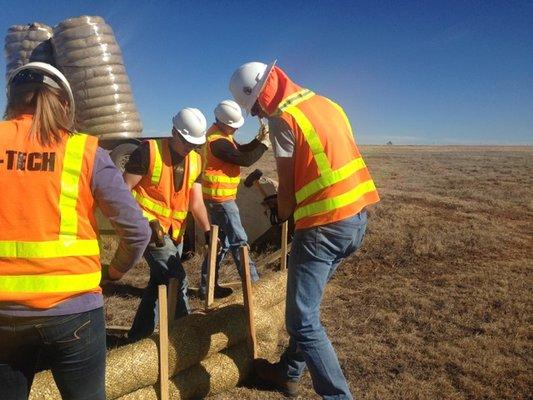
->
<box><xmin>131</xmin><ymin>139</ymin><xmax>201</xmax><ymax>242</ymax></box>
<box><xmin>258</xmin><ymin>67</ymin><xmax>380</xmax><ymax>230</ymax></box>
<box><xmin>202</xmin><ymin>124</ymin><xmax>241</xmax><ymax>202</ymax></box>
<box><xmin>0</xmin><ymin>115</ymin><xmax>101</xmax><ymax>309</ymax></box>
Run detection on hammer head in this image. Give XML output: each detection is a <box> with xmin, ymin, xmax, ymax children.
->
<box><xmin>244</xmin><ymin>168</ymin><xmax>263</xmax><ymax>187</ymax></box>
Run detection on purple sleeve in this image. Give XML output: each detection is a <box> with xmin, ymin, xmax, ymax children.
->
<box><xmin>91</xmin><ymin>148</ymin><xmax>151</xmax><ymax>273</ymax></box>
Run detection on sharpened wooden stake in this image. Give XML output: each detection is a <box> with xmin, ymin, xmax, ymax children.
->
<box><xmin>240</xmin><ymin>245</ymin><xmax>258</xmax><ymax>359</ymax></box>
<box><xmin>281</xmin><ymin>221</ymin><xmax>288</xmax><ymax>270</ymax></box>
<box><xmin>205</xmin><ymin>225</ymin><xmax>219</xmax><ymax>310</ymax></box>
<box><xmin>158</xmin><ymin>285</ymin><xmax>169</xmax><ymax>400</ymax></box>
<box><xmin>167</xmin><ymin>278</ymin><xmax>178</xmax><ymax>328</ymax></box>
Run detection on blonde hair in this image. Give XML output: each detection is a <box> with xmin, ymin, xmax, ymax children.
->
<box><xmin>4</xmin><ymin>83</ymin><xmax>74</xmax><ymax>146</ymax></box>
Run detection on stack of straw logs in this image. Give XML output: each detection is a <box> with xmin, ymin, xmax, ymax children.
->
<box><xmin>4</xmin><ymin>23</ymin><xmax>54</xmax><ymax>79</ymax></box>
<box><xmin>51</xmin><ymin>16</ymin><xmax>143</xmax><ymax>139</ymax></box>
<box><xmin>29</xmin><ymin>271</ymin><xmax>287</xmax><ymax>400</ymax></box>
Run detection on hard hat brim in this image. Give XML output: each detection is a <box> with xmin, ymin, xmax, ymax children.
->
<box><xmin>225</xmin><ymin>115</ymin><xmax>245</xmax><ymax>129</ymax></box>
<box><xmin>243</xmin><ymin>60</ymin><xmax>277</xmax><ymax>114</ymax></box>
<box><xmin>178</xmin><ymin>130</ymin><xmax>207</xmax><ymax>145</ymax></box>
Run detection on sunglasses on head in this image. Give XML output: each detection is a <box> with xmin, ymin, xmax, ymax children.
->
<box><xmin>11</xmin><ymin>70</ymin><xmax>60</xmax><ymax>90</ymax></box>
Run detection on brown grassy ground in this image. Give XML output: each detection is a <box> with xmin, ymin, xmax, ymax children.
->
<box><xmin>100</xmin><ymin>146</ymin><xmax>532</xmax><ymax>400</ymax></box>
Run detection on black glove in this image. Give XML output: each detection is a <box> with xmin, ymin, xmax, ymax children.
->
<box><xmin>262</xmin><ymin>194</ymin><xmax>280</xmax><ymax>225</ymax></box>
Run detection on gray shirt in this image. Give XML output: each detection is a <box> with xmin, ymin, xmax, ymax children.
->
<box><xmin>268</xmin><ymin>117</ymin><xmax>295</xmax><ymax>158</ymax></box>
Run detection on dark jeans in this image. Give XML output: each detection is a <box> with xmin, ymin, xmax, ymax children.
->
<box><xmin>0</xmin><ymin>307</ymin><xmax>106</xmax><ymax>400</ymax></box>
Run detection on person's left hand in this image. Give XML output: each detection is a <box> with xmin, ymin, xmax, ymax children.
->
<box><xmin>204</xmin><ymin>230</ymin><xmax>221</xmax><ymax>251</ymax></box>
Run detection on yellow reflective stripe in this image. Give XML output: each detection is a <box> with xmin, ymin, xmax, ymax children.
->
<box><xmin>172</xmin><ymin>211</ymin><xmax>187</xmax><ymax>220</ymax></box>
<box><xmin>132</xmin><ymin>191</ymin><xmax>186</xmax><ymax>222</ymax></box>
<box><xmin>294</xmin><ymin>180</ymin><xmax>376</xmax><ymax>221</ymax></box>
<box><xmin>295</xmin><ymin>157</ymin><xmax>367</xmax><ymax>204</ymax></box>
<box><xmin>151</xmin><ymin>140</ymin><xmax>163</xmax><ymax>185</ymax></box>
<box><xmin>203</xmin><ymin>174</ymin><xmax>241</xmax><ymax>184</ymax></box>
<box><xmin>141</xmin><ymin>208</ymin><xmax>158</xmax><ymax>221</ymax></box>
<box><xmin>0</xmin><ymin>239</ymin><xmax>99</xmax><ymax>258</ymax></box>
<box><xmin>58</xmin><ymin>134</ymin><xmax>87</xmax><ymax>239</ymax></box>
<box><xmin>188</xmin><ymin>152</ymin><xmax>201</xmax><ymax>187</ymax></box>
<box><xmin>202</xmin><ymin>187</ymin><xmax>238</xmax><ymax>197</ymax></box>
<box><xmin>207</xmin><ymin>130</ymin><xmax>233</xmax><ymax>144</ymax></box>
<box><xmin>278</xmin><ymin>89</ymin><xmax>315</xmax><ymax>112</ymax></box>
<box><xmin>284</xmin><ymin>105</ymin><xmax>331</xmax><ymax>175</ymax></box>
<box><xmin>132</xmin><ymin>190</ymin><xmax>171</xmax><ymax>218</ymax></box>
<box><xmin>207</xmin><ymin>133</ymin><xmax>228</xmax><ymax>142</ymax></box>
<box><xmin>0</xmin><ymin>271</ymin><xmax>101</xmax><ymax>293</ymax></box>
<box><xmin>171</xmin><ymin>227</ymin><xmax>185</xmax><ymax>241</ymax></box>
<box><xmin>327</xmin><ymin>98</ymin><xmax>355</xmax><ymax>138</ymax></box>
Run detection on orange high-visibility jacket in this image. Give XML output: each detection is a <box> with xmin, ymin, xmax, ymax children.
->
<box><xmin>0</xmin><ymin>115</ymin><xmax>101</xmax><ymax>309</ymax></box>
<box><xmin>132</xmin><ymin>139</ymin><xmax>201</xmax><ymax>242</ymax></box>
<box><xmin>202</xmin><ymin>124</ymin><xmax>241</xmax><ymax>202</ymax></box>
<box><xmin>258</xmin><ymin>67</ymin><xmax>380</xmax><ymax>230</ymax></box>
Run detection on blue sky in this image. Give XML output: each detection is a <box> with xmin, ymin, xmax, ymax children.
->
<box><xmin>1</xmin><ymin>0</ymin><xmax>531</xmax><ymax>144</ymax></box>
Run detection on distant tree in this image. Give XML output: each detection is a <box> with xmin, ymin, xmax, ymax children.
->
<box><xmin>386</xmin><ymin>141</ymin><xmax>393</xmax><ymax>145</ymax></box>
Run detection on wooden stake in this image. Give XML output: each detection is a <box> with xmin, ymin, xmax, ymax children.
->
<box><xmin>240</xmin><ymin>245</ymin><xmax>258</xmax><ymax>359</ymax></box>
<box><xmin>157</xmin><ymin>285</ymin><xmax>169</xmax><ymax>400</ymax></box>
<box><xmin>205</xmin><ymin>225</ymin><xmax>219</xmax><ymax>310</ymax></box>
<box><xmin>255</xmin><ymin>243</ymin><xmax>292</xmax><ymax>268</ymax></box>
<box><xmin>280</xmin><ymin>221</ymin><xmax>288</xmax><ymax>270</ymax></box>
<box><xmin>167</xmin><ymin>278</ymin><xmax>178</xmax><ymax>328</ymax></box>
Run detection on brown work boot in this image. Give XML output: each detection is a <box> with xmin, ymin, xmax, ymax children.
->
<box><xmin>253</xmin><ymin>358</ymin><xmax>299</xmax><ymax>397</ymax></box>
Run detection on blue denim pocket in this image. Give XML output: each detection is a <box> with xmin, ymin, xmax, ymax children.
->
<box><xmin>36</xmin><ymin>312</ymin><xmax>93</xmax><ymax>346</ymax></box>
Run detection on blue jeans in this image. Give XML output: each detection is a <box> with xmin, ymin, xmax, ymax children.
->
<box><xmin>199</xmin><ymin>200</ymin><xmax>259</xmax><ymax>295</ymax></box>
<box><xmin>128</xmin><ymin>236</ymin><xmax>188</xmax><ymax>341</ymax></box>
<box><xmin>0</xmin><ymin>307</ymin><xmax>106</xmax><ymax>400</ymax></box>
<box><xmin>280</xmin><ymin>212</ymin><xmax>368</xmax><ymax>400</ymax></box>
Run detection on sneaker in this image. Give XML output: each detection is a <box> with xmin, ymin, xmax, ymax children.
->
<box><xmin>253</xmin><ymin>358</ymin><xmax>299</xmax><ymax>397</ymax></box>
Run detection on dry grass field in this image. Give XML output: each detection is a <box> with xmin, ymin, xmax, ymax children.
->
<box><xmin>100</xmin><ymin>146</ymin><xmax>532</xmax><ymax>400</ymax></box>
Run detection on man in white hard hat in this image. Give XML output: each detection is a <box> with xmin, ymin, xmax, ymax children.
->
<box><xmin>123</xmin><ymin>108</ymin><xmax>213</xmax><ymax>341</ymax></box>
<box><xmin>229</xmin><ymin>62</ymin><xmax>380</xmax><ymax>399</ymax></box>
<box><xmin>199</xmin><ymin>99</ymin><xmax>270</xmax><ymax>299</ymax></box>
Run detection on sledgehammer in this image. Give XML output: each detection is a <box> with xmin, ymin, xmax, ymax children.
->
<box><xmin>244</xmin><ymin>169</ymin><xmax>268</xmax><ymax>198</ymax></box>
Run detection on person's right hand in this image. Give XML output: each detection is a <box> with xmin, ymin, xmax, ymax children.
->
<box><xmin>107</xmin><ymin>264</ymin><xmax>124</xmax><ymax>281</ymax></box>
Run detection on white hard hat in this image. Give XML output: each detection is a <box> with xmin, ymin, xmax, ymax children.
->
<box><xmin>172</xmin><ymin>108</ymin><xmax>207</xmax><ymax>145</ymax></box>
<box><xmin>214</xmin><ymin>99</ymin><xmax>244</xmax><ymax>128</ymax></box>
<box><xmin>229</xmin><ymin>60</ymin><xmax>276</xmax><ymax>114</ymax></box>
<box><xmin>7</xmin><ymin>62</ymin><xmax>75</xmax><ymax>124</ymax></box>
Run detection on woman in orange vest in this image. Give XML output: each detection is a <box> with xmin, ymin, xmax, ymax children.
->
<box><xmin>0</xmin><ymin>62</ymin><xmax>150</xmax><ymax>400</ymax></box>
<box><xmin>123</xmin><ymin>108</ymin><xmax>213</xmax><ymax>342</ymax></box>
<box><xmin>230</xmin><ymin>62</ymin><xmax>380</xmax><ymax>399</ymax></box>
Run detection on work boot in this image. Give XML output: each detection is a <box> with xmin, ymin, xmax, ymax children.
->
<box><xmin>253</xmin><ymin>358</ymin><xmax>299</xmax><ymax>397</ymax></box>
<box><xmin>198</xmin><ymin>285</ymin><xmax>233</xmax><ymax>300</ymax></box>
<box><xmin>214</xmin><ymin>285</ymin><xmax>233</xmax><ymax>299</ymax></box>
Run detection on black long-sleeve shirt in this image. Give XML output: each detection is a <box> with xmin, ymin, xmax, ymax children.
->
<box><xmin>210</xmin><ymin>138</ymin><xmax>267</xmax><ymax>167</ymax></box>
